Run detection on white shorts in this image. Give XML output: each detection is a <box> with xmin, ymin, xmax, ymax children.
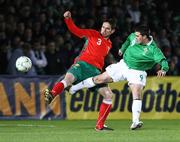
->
<box><xmin>106</xmin><ymin>59</ymin><xmax>147</xmax><ymax>86</ymax></box>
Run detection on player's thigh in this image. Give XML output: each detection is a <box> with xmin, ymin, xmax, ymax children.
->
<box><xmin>105</xmin><ymin>61</ymin><xmax>126</xmax><ymax>82</ymax></box>
<box><xmin>67</xmin><ymin>61</ymin><xmax>100</xmax><ymax>84</ymax></box>
<box><xmin>93</xmin><ymin>71</ymin><xmax>113</xmax><ymax>84</ymax></box>
<box><xmin>126</xmin><ymin>69</ymin><xmax>147</xmax><ymax>86</ymax></box>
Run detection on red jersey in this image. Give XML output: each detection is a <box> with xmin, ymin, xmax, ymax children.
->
<box><xmin>64</xmin><ymin>18</ymin><xmax>112</xmax><ymax>70</ymax></box>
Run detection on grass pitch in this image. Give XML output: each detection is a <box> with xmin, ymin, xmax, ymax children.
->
<box><xmin>0</xmin><ymin>120</ymin><xmax>179</xmax><ymax>142</ymax></box>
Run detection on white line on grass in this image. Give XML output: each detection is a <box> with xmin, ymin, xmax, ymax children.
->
<box><xmin>0</xmin><ymin>124</ymin><xmax>55</xmax><ymax>128</ymax></box>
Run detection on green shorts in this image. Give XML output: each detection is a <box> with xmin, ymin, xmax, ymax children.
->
<box><xmin>67</xmin><ymin>61</ymin><xmax>101</xmax><ymax>84</ymax></box>
<box><xmin>67</xmin><ymin>61</ymin><xmax>107</xmax><ymax>91</ymax></box>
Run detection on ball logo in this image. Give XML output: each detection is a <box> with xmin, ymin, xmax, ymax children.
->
<box><xmin>16</xmin><ymin>56</ymin><xmax>32</xmax><ymax>72</ymax></box>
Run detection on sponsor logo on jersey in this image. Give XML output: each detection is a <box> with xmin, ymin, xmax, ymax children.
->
<box><xmin>143</xmin><ymin>48</ymin><xmax>148</xmax><ymax>55</ymax></box>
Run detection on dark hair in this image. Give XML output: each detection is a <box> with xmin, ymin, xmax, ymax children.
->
<box><xmin>135</xmin><ymin>25</ymin><xmax>151</xmax><ymax>38</ymax></box>
<box><xmin>104</xmin><ymin>18</ymin><xmax>117</xmax><ymax>29</ymax></box>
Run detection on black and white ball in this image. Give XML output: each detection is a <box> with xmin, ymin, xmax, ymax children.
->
<box><xmin>16</xmin><ymin>56</ymin><xmax>32</xmax><ymax>72</ymax></box>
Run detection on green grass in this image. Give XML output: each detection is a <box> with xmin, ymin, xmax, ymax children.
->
<box><xmin>0</xmin><ymin>120</ymin><xmax>179</xmax><ymax>142</ymax></box>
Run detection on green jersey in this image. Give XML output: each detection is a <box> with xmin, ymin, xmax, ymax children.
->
<box><xmin>120</xmin><ymin>33</ymin><xmax>169</xmax><ymax>72</ymax></box>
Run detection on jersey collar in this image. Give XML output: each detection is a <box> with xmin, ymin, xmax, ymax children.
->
<box><xmin>146</xmin><ymin>36</ymin><xmax>153</xmax><ymax>46</ymax></box>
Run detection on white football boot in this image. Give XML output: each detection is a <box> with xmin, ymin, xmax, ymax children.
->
<box><xmin>69</xmin><ymin>86</ymin><xmax>77</xmax><ymax>95</ymax></box>
<box><xmin>130</xmin><ymin>121</ymin><xmax>143</xmax><ymax>130</ymax></box>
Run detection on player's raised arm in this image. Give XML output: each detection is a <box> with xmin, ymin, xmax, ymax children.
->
<box><xmin>63</xmin><ymin>11</ymin><xmax>95</xmax><ymax>38</ymax></box>
<box><xmin>64</xmin><ymin>11</ymin><xmax>71</xmax><ymax>19</ymax></box>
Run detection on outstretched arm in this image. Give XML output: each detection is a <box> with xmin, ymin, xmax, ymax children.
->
<box><xmin>64</xmin><ymin>11</ymin><xmax>95</xmax><ymax>38</ymax></box>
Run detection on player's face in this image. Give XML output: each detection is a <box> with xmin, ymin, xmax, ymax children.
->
<box><xmin>135</xmin><ymin>32</ymin><xmax>143</xmax><ymax>44</ymax></box>
<box><xmin>135</xmin><ymin>32</ymin><xmax>147</xmax><ymax>44</ymax></box>
<box><xmin>100</xmin><ymin>22</ymin><xmax>114</xmax><ymax>38</ymax></box>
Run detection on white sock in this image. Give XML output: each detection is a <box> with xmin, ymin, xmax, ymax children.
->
<box><xmin>61</xmin><ymin>80</ymin><xmax>67</xmax><ymax>88</ymax></box>
<box><xmin>70</xmin><ymin>77</ymin><xmax>95</xmax><ymax>94</ymax></box>
<box><xmin>103</xmin><ymin>99</ymin><xmax>112</xmax><ymax>105</ymax></box>
<box><xmin>132</xmin><ymin>100</ymin><xmax>142</xmax><ymax>123</ymax></box>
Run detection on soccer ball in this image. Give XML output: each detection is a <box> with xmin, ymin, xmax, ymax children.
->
<box><xmin>16</xmin><ymin>56</ymin><xmax>32</xmax><ymax>72</ymax></box>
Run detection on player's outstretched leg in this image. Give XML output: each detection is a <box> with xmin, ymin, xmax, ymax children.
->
<box><xmin>44</xmin><ymin>89</ymin><xmax>55</xmax><ymax>104</ymax></box>
<box><xmin>44</xmin><ymin>80</ymin><xmax>67</xmax><ymax>104</ymax></box>
<box><xmin>69</xmin><ymin>77</ymin><xmax>95</xmax><ymax>94</ymax></box>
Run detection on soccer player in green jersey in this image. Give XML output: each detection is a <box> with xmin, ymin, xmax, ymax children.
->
<box><xmin>69</xmin><ymin>25</ymin><xmax>169</xmax><ymax>130</ymax></box>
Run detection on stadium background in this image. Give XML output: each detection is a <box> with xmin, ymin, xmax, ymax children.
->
<box><xmin>0</xmin><ymin>0</ymin><xmax>179</xmax><ymax>120</ymax></box>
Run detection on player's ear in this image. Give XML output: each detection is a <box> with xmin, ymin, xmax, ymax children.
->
<box><xmin>142</xmin><ymin>35</ymin><xmax>147</xmax><ymax>40</ymax></box>
<box><xmin>111</xmin><ymin>29</ymin><xmax>115</xmax><ymax>34</ymax></box>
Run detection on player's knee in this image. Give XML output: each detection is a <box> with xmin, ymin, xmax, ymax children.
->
<box><xmin>64</xmin><ymin>79</ymin><xmax>73</xmax><ymax>87</ymax></box>
<box><xmin>98</xmin><ymin>86</ymin><xmax>113</xmax><ymax>100</ymax></box>
<box><xmin>64</xmin><ymin>73</ymin><xmax>76</xmax><ymax>86</ymax></box>
<box><xmin>132</xmin><ymin>93</ymin><xmax>141</xmax><ymax>100</ymax></box>
<box><xmin>104</xmin><ymin>90</ymin><xmax>113</xmax><ymax>100</ymax></box>
<box><xmin>93</xmin><ymin>77</ymin><xmax>103</xmax><ymax>84</ymax></box>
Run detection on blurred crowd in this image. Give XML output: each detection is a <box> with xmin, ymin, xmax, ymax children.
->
<box><xmin>0</xmin><ymin>0</ymin><xmax>179</xmax><ymax>75</ymax></box>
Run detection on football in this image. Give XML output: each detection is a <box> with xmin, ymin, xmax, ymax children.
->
<box><xmin>15</xmin><ymin>56</ymin><xmax>32</xmax><ymax>72</ymax></box>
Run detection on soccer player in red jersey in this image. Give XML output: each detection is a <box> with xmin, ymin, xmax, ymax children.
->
<box><xmin>44</xmin><ymin>11</ymin><xmax>116</xmax><ymax>131</ymax></box>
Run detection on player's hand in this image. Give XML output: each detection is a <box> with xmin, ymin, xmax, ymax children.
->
<box><xmin>64</xmin><ymin>11</ymin><xmax>71</xmax><ymax>19</ymax></box>
<box><xmin>118</xmin><ymin>50</ymin><xmax>123</xmax><ymax>56</ymax></box>
<box><xmin>157</xmin><ymin>70</ymin><xmax>166</xmax><ymax>77</ymax></box>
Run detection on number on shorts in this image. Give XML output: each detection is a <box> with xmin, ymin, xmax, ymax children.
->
<box><xmin>140</xmin><ymin>75</ymin><xmax>143</xmax><ymax>81</ymax></box>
